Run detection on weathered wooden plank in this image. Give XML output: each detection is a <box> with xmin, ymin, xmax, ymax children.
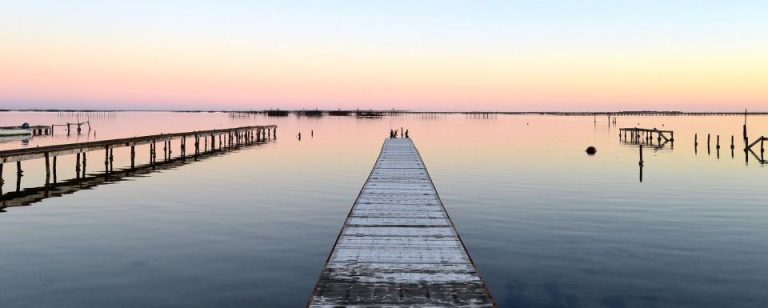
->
<box><xmin>308</xmin><ymin>138</ymin><xmax>494</xmax><ymax>307</ymax></box>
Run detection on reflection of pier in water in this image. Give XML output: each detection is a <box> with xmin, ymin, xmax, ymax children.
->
<box><xmin>0</xmin><ymin>137</ymin><xmax>275</xmax><ymax>212</ymax></box>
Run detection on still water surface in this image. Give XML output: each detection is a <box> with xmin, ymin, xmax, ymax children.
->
<box><xmin>0</xmin><ymin>112</ymin><xmax>766</xmax><ymax>307</ymax></box>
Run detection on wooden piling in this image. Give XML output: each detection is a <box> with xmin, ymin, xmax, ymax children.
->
<box><xmin>716</xmin><ymin>135</ymin><xmax>721</xmax><ymax>149</ymax></box>
<box><xmin>131</xmin><ymin>145</ymin><xmax>136</xmax><ymax>168</ymax></box>
<box><xmin>76</xmin><ymin>153</ymin><xmax>81</xmax><ymax>177</ymax></box>
<box><xmin>53</xmin><ymin>156</ymin><xmax>57</xmax><ymax>183</ymax></box>
<box><xmin>82</xmin><ymin>152</ymin><xmax>87</xmax><ymax>177</ymax></box>
<box><xmin>105</xmin><ymin>146</ymin><xmax>110</xmax><ymax>173</ymax></box>
<box><xmin>45</xmin><ymin>152</ymin><xmax>51</xmax><ymax>183</ymax></box>
<box><xmin>16</xmin><ymin>161</ymin><xmax>22</xmax><ymax>192</ymax></box>
<box><xmin>639</xmin><ymin>144</ymin><xmax>644</xmax><ymax>166</ymax></box>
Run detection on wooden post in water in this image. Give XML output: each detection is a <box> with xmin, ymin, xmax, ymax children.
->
<box><xmin>104</xmin><ymin>146</ymin><xmax>110</xmax><ymax>173</ymax></box>
<box><xmin>716</xmin><ymin>135</ymin><xmax>721</xmax><ymax>149</ymax></box>
<box><xmin>130</xmin><ymin>145</ymin><xmax>136</xmax><ymax>169</ymax></box>
<box><xmin>16</xmin><ymin>161</ymin><xmax>22</xmax><ymax>192</ymax></box>
<box><xmin>76</xmin><ymin>153</ymin><xmax>81</xmax><ymax>178</ymax></box>
<box><xmin>45</xmin><ymin>152</ymin><xmax>50</xmax><ymax>184</ymax></box>
<box><xmin>109</xmin><ymin>148</ymin><xmax>114</xmax><ymax>172</ymax></box>
<box><xmin>194</xmin><ymin>135</ymin><xmax>199</xmax><ymax>157</ymax></box>
<box><xmin>639</xmin><ymin>144</ymin><xmax>644</xmax><ymax>166</ymax></box>
<box><xmin>53</xmin><ymin>156</ymin><xmax>57</xmax><ymax>183</ymax></box>
<box><xmin>731</xmin><ymin>136</ymin><xmax>735</xmax><ymax>149</ymax></box>
<box><xmin>82</xmin><ymin>152</ymin><xmax>87</xmax><ymax>177</ymax></box>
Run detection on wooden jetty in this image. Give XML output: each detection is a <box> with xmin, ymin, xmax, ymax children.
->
<box><xmin>0</xmin><ymin>125</ymin><xmax>53</xmax><ymax>136</ymax></box>
<box><xmin>746</xmin><ymin>136</ymin><xmax>767</xmax><ymax>164</ymax></box>
<box><xmin>619</xmin><ymin>127</ymin><xmax>674</xmax><ymax>144</ymax></box>
<box><xmin>308</xmin><ymin>138</ymin><xmax>494</xmax><ymax>307</ymax></box>
<box><xmin>51</xmin><ymin>120</ymin><xmax>91</xmax><ymax>135</ymax></box>
<box><xmin>0</xmin><ymin>134</ymin><xmax>271</xmax><ymax>211</ymax></box>
<box><xmin>0</xmin><ymin>125</ymin><xmax>276</xmax><ymax>192</ymax></box>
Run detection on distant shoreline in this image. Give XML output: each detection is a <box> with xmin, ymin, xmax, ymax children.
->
<box><xmin>1</xmin><ymin>109</ymin><xmax>766</xmax><ymax>116</ymax></box>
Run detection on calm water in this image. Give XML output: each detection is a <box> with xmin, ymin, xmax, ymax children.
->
<box><xmin>1</xmin><ymin>111</ymin><xmax>767</xmax><ymax>307</ymax></box>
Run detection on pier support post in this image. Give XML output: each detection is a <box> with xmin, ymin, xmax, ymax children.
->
<box><xmin>76</xmin><ymin>153</ymin><xmax>81</xmax><ymax>178</ymax></box>
<box><xmin>82</xmin><ymin>152</ymin><xmax>87</xmax><ymax>177</ymax></box>
<box><xmin>167</xmin><ymin>140</ymin><xmax>172</xmax><ymax>159</ymax></box>
<box><xmin>130</xmin><ymin>145</ymin><xmax>135</xmax><ymax>169</ymax></box>
<box><xmin>194</xmin><ymin>135</ymin><xmax>199</xmax><ymax>159</ymax></box>
<box><xmin>105</xmin><ymin>146</ymin><xmax>110</xmax><ymax>173</ymax></box>
<box><xmin>0</xmin><ymin>163</ymin><xmax>3</xmax><ymax>193</ymax></box>
<box><xmin>109</xmin><ymin>148</ymin><xmax>114</xmax><ymax>172</ymax></box>
<box><xmin>16</xmin><ymin>161</ymin><xmax>22</xmax><ymax>192</ymax></box>
<box><xmin>53</xmin><ymin>156</ymin><xmax>57</xmax><ymax>183</ymax></box>
<box><xmin>45</xmin><ymin>152</ymin><xmax>50</xmax><ymax>184</ymax></box>
<box><xmin>639</xmin><ymin>144</ymin><xmax>644</xmax><ymax>166</ymax></box>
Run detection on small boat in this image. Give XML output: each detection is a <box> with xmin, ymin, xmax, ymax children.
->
<box><xmin>0</xmin><ymin>123</ymin><xmax>32</xmax><ymax>136</ymax></box>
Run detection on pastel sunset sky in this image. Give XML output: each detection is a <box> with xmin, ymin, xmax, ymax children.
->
<box><xmin>1</xmin><ymin>1</ymin><xmax>766</xmax><ymax>111</ymax></box>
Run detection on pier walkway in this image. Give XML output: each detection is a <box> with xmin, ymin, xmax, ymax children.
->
<box><xmin>308</xmin><ymin>138</ymin><xmax>494</xmax><ymax>307</ymax></box>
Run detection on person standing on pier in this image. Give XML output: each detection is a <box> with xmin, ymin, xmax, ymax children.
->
<box><xmin>297</xmin><ymin>132</ymin><xmax>302</xmax><ymax>140</ymax></box>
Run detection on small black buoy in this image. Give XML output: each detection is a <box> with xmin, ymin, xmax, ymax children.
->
<box><xmin>586</xmin><ymin>146</ymin><xmax>597</xmax><ymax>155</ymax></box>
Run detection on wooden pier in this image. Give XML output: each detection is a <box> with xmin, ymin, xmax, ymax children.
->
<box><xmin>0</xmin><ymin>125</ymin><xmax>53</xmax><ymax>136</ymax></box>
<box><xmin>746</xmin><ymin>136</ymin><xmax>767</xmax><ymax>164</ymax></box>
<box><xmin>308</xmin><ymin>138</ymin><xmax>494</xmax><ymax>307</ymax></box>
<box><xmin>619</xmin><ymin>127</ymin><xmax>674</xmax><ymax>144</ymax></box>
<box><xmin>0</xmin><ymin>125</ymin><xmax>276</xmax><ymax>193</ymax></box>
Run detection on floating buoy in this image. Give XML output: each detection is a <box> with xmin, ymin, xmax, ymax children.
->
<box><xmin>586</xmin><ymin>146</ymin><xmax>597</xmax><ymax>155</ymax></box>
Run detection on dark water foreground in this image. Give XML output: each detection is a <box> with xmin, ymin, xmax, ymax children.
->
<box><xmin>0</xmin><ymin>112</ymin><xmax>766</xmax><ymax>307</ymax></box>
